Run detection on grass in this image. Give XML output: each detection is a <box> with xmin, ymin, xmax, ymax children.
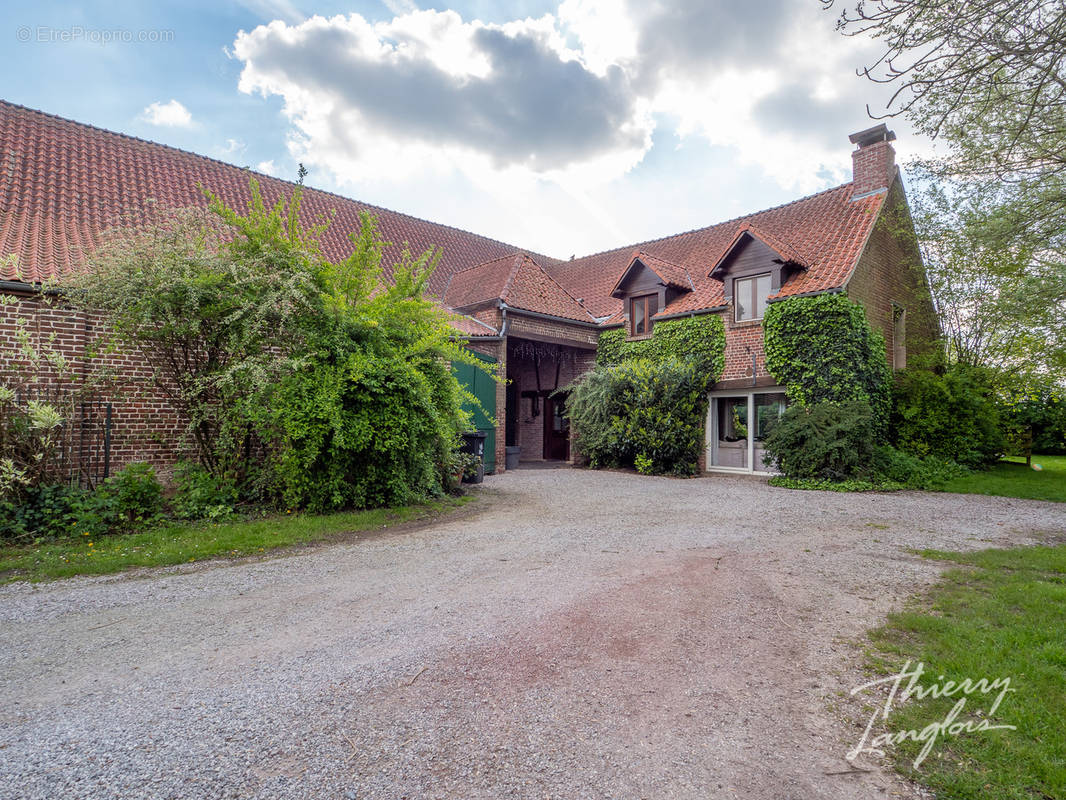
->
<box><xmin>0</xmin><ymin>495</ymin><xmax>473</xmax><ymax>583</ymax></box>
<box><xmin>861</xmin><ymin>544</ymin><xmax>1066</xmax><ymax>799</ymax></box>
<box><xmin>938</xmin><ymin>454</ymin><xmax>1066</xmax><ymax>503</ymax></box>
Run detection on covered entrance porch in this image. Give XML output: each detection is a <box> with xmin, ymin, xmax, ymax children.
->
<box><xmin>505</xmin><ymin>337</ymin><xmax>596</xmax><ymax>465</ymax></box>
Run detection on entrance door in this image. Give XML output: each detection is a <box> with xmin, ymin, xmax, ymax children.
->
<box><xmin>543</xmin><ymin>393</ymin><xmax>570</xmax><ymax>460</ymax></box>
<box><xmin>711</xmin><ymin>395</ymin><xmax>749</xmax><ymax>469</ymax></box>
<box><xmin>707</xmin><ymin>390</ymin><xmax>788</xmax><ymax>473</ymax></box>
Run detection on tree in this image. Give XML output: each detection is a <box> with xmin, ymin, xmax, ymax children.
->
<box><xmin>826</xmin><ymin>2</ymin><xmax>1066</xmax><ymax>381</ymax></box>
<box><xmin>909</xmin><ymin>175</ymin><xmax>1064</xmax><ymax>375</ymax></box>
<box><xmin>824</xmin><ymin>1</ymin><xmax>1066</xmax><ymax>183</ymax></box>
<box><xmin>77</xmin><ymin>190</ymin><xmax>323</xmax><ymax>477</ymax></box>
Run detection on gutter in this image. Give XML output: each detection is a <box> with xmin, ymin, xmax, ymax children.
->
<box><xmin>0</xmin><ymin>279</ymin><xmax>62</xmax><ymax>296</ymax></box>
<box><xmin>452</xmin><ymin>300</ymin><xmax>511</xmax><ymax>343</ymax></box>
<box><xmin>499</xmin><ymin>303</ymin><xmax>601</xmax><ymax>328</ymax></box>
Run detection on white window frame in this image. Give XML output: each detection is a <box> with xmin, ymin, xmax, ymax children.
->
<box><xmin>733</xmin><ymin>273</ymin><xmax>771</xmax><ymax>322</ymax></box>
<box><xmin>705</xmin><ymin>386</ymin><xmax>787</xmax><ymax>474</ymax></box>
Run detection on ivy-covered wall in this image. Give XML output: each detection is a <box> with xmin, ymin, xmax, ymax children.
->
<box><xmin>596</xmin><ymin>314</ymin><xmax>726</xmax><ymax>384</ymax></box>
<box><xmin>762</xmin><ymin>293</ymin><xmax>892</xmax><ymax>427</ymax></box>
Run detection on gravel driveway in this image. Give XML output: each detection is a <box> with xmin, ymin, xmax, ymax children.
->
<box><xmin>1</xmin><ymin>469</ymin><xmax>1063</xmax><ymax>800</ymax></box>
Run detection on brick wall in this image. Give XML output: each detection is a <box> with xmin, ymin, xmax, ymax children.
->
<box><xmin>719</xmin><ymin>310</ymin><xmax>768</xmax><ymax>384</ymax></box>
<box><xmin>506</xmin><ymin>314</ymin><xmax>599</xmax><ymax>348</ymax></box>
<box><xmin>851</xmin><ymin>139</ymin><xmax>896</xmax><ymax>197</ymax></box>
<box><xmin>0</xmin><ymin>291</ymin><xmax>189</xmax><ymax>483</ymax></box>
<box><xmin>845</xmin><ymin>179</ymin><xmax>941</xmax><ymax>366</ymax></box>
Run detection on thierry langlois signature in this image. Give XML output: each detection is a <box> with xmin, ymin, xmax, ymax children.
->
<box><xmin>848</xmin><ymin>659</ymin><xmax>1016</xmax><ymax>768</ymax></box>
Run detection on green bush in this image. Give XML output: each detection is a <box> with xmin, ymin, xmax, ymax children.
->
<box><xmin>761</xmin><ymin>401</ymin><xmax>880</xmax><ymax>480</ymax></box>
<box><xmin>0</xmin><ymin>483</ymin><xmax>89</xmax><ymax>542</ymax></box>
<box><xmin>266</xmin><ymin>343</ymin><xmax>467</xmax><ymax>511</ymax></box>
<box><xmin>892</xmin><ymin>366</ymin><xmax>1004</xmax><ymax>468</ymax></box>
<box><xmin>171</xmin><ymin>461</ymin><xmax>238</xmax><ymax>520</ymax></box>
<box><xmin>569</xmin><ymin>358</ymin><xmax>709</xmax><ymax>476</ymax></box>
<box><xmin>79</xmin><ymin>181</ymin><xmax>481</xmax><ymax>513</ymax></box>
<box><xmin>573</xmin><ymin>314</ymin><xmax>725</xmax><ymax>476</ymax></box>
<box><xmin>998</xmin><ymin>382</ymin><xmax>1066</xmax><ymax>457</ymax></box>
<box><xmin>763</xmin><ymin>294</ymin><xmax>892</xmax><ymax>430</ymax></box>
<box><xmin>89</xmin><ymin>463</ymin><xmax>164</xmax><ymax>533</ymax></box>
<box><xmin>871</xmin><ymin>444</ymin><xmax>970</xmax><ymax>489</ymax></box>
<box><xmin>597</xmin><ymin>315</ymin><xmax>726</xmax><ymax>382</ymax></box>
<box><xmin>768</xmin><ymin>476</ymin><xmax>904</xmax><ymax>492</ymax></box>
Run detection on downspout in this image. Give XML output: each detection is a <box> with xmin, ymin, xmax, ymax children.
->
<box><xmin>499</xmin><ymin>301</ymin><xmax>510</xmax><ymax>338</ymax></box>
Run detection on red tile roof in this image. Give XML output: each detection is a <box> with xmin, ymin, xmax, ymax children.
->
<box><xmin>0</xmin><ymin>100</ymin><xmax>547</xmax><ymax>299</ymax></box>
<box><xmin>0</xmin><ymin>100</ymin><xmax>887</xmax><ymax>335</ymax></box>
<box><xmin>448</xmin><ymin>314</ymin><xmax>499</xmax><ymax>337</ymax></box>
<box><xmin>444</xmin><ymin>253</ymin><xmax>596</xmax><ymax>323</ymax></box>
<box><xmin>543</xmin><ymin>183</ymin><xmax>885</xmax><ymax>322</ymax></box>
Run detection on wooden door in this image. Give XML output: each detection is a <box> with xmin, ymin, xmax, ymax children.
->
<box><xmin>543</xmin><ymin>393</ymin><xmax>570</xmax><ymax>461</ymax></box>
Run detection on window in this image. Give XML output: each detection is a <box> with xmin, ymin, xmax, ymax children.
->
<box><xmin>892</xmin><ymin>304</ymin><xmax>907</xmax><ymax>370</ymax></box>
<box><xmin>629</xmin><ymin>294</ymin><xmax>658</xmax><ymax>337</ymax></box>
<box><xmin>734</xmin><ymin>274</ymin><xmax>771</xmax><ymax>322</ymax></box>
<box><xmin>754</xmin><ymin>393</ymin><xmax>787</xmax><ymax>441</ymax></box>
<box><xmin>717</xmin><ymin>397</ymin><xmax>748</xmax><ymax>443</ymax></box>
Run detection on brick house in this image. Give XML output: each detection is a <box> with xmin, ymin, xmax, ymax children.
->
<box><xmin>0</xmin><ymin>101</ymin><xmax>936</xmax><ymax>478</ymax></box>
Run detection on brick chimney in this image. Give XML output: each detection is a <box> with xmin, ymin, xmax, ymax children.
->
<box><xmin>849</xmin><ymin>123</ymin><xmax>897</xmax><ymax>198</ymax></box>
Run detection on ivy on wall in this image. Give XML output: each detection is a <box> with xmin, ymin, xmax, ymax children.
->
<box><xmin>762</xmin><ymin>293</ymin><xmax>892</xmax><ymax>428</ymax></box>
<box><xmin>596</xmin><ymin>314</ymin><xmax>726</xmax><ymax>383</ymax></box>
<box><xmin>568</xmin><ymin>314</ymin><xmax>726</xmax><ymax>475</ymax></box>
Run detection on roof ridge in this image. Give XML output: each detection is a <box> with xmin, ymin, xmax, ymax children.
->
<box><xmin>521</xmin><ymin>254</ymin><xmax>598</xmax><ymax>322</ymax></box>
<box><xmin>498</xmin><ymin>253</ymin><xmax>528</xmax><ymax>303</ymax></box>
<box><xmin>0</xmin><ymin>99</ymin><xmax>548</xmax><ymax>258</ymax></box>
<box><xmin>561</xmin><ymin>182</ymin><xmax>854</xmax><ymax>265</ymax></box>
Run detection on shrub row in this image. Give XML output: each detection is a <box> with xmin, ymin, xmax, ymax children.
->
<box><xmin>0</xmin><ymin>461</ymin><xmax>246</xmax><ymax>543</ymax></box>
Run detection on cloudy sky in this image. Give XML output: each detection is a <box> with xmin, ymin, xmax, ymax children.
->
<box><xmin>4</xmin><ymin>0</ymin><xmax>927</xmax><ymax>258</ymax></box>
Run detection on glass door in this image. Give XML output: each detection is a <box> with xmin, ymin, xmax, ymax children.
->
<box><xmin>710</xmin><ymin>395</ymin><xmax>749</xmax><ymax>469</ymax></box>
<box><xmin>708</xmin><ymin>390</ymin><xmax>788</xmax><ymax>473</ymax></box>
<box><xmin>753</xmin><ymin>392</ymin><xmax>787</xmax><ymax>472</ymax></box>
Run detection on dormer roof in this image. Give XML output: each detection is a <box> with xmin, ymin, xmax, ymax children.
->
<box><xmin>610</xmin><ymin>251</ymin><xmax>695</xmax><ymax>298</ymax></box>
<box><xmin>708</xmin><ymin>223</ymin><xmax>809</xmax><ymax>280</ymax></box>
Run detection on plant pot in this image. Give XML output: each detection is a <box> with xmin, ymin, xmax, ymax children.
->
<box><xmin>505</xmin><ymin>446</ymin><xmax>521</xmax><ymax>470</ymax></box>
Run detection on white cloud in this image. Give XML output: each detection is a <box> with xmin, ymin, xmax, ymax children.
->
<box><xmin>227</xmin><ymin>2</ymin><xmax>936</xmax><ymax>255</ymax></box>
<box><xmin>232</xmin><ymin>10</ymin><xmax>652</xmax><ymax>185</ymax></box>
<box><xmin>218</xmin><ymin>138</ymin><xmax>247</xmax><ymax>157</ymax></box>
<box><xmin>140</xmin><ymin>99</ymin><xmax>194</xmax><ymax>128</ymax></box>
<box><xmin>257</xmin><ymin>159</ymin><xmax>278</xmax><ymax>175</ymax></box>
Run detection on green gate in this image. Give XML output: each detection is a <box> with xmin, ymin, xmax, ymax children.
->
<box><xmin>452</xmin><ymin>350</ymin><xmax>497</xmax><ymax>473</ymax></box>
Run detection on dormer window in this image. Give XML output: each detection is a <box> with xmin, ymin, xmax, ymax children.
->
<box><xmin>734</xmin><ymin>274</ymin><xmax>771</xmax><ymax>322</ymax></box>
<box><xmin>630</xmin><ymin>294</ymin><xmax>658</xmax><ymax>337</ymax></box>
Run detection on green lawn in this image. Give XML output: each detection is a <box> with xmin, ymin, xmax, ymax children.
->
<box><xmin>0</xmin><ymin>495</ymin><xmax>473</xmax><ymax>583</ymax></box>
<box><xmin>938</xmin><ymin>454</ymin><xmax>1066</xmax><ymax>503</ymax></box>
<box><xmin>862</xmin><ymin>545</ymin><xmax>1066</xmax><ymax>799</ymax></box>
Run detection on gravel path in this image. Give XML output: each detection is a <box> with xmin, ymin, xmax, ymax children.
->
<box><xmin>1</xmin><ymin>469</ymin><xmax>1063</xmax><ymax>800</ymax></box>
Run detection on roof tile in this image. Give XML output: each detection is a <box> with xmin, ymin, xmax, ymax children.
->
<box><xmin>0</xmin><ymin>100</ymin><xmax>886</xmax><ymax>335</ymax></box>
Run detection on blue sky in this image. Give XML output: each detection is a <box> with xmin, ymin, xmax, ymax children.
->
<box><xmin>3</xmin><ymin>0</ymin><xmax>925</xmax><ymax>258</ymax></box>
